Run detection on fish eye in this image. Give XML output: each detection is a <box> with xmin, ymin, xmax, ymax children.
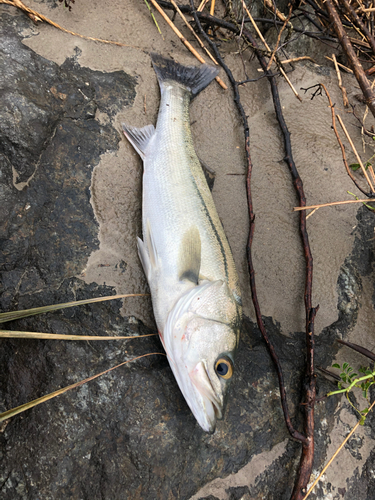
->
<box><xmin>215</xmin><ymin>357</ymin><xmax>233</xmax><ymax>380</ymax></box>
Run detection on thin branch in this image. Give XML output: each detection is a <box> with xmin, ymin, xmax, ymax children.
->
<box><xmin>294</xmin><ymin>198</ymin><xmax>375</xmax><ymax>211</ymax></box>
<box><xmin>342</xmin><ymin>0</ymin><xmax>375</xmax><ymax>55</ymax></box>
<box><xmin>324</xmin><ymin>0</ymin><xmax>375</xmax><ymax>119</ymax></box>
<box><xmin>169</xmin><ymin>0</ymin><xmax>219</xmax><ymax>66</ymax></box>
<box><xmin>336</xmin><ymin>113</ymin><xmax>375</xmax><ymax>192</ymax></box>
<box><xmin>148</xmin><ymin>0</ymin><xmax>227</xmax><ymax>89</ymax></box>
<box><xmin>0</xmin><ymin>0</ymin><xmax>140</xmax><ymax>48</ymax></box>
<box><xmin>332</xmin><ymin>54</ymin><xmax>349</xmax><ymax>107</ymax></box>
<box><xmin>317</xmin><ymin>83</ymin><xmax>370</xmax><ymax>197</ymax></box>
<box><xmin>337</xmin><ymin>339</ymin><xmax>375</xmax><ymax>361</ymax></box>
<box><xmin>189</xmin><ymin>0</ymin><xmax>307</xmax><ymax>445</ymax></box>
<box><xmin>325</xmin><ymin>56</ymin><xmax>353</xmax><ymax>73</ymax></box>
<box><xmin>266</xmin><ymin>5</ymin><xmax>293</xmax><ymax>71</ymax></box>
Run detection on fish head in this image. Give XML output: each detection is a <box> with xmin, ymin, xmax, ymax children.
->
<box><xmin>164</xmin><ymin>281</ymin><xmax>241</xmax><ymax>433</ymax></box>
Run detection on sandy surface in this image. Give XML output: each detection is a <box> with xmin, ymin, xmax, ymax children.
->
<box><xmin>11</xmin><ymin>0</ymin><xmax>375</xmax><ymax>497</ymax></box>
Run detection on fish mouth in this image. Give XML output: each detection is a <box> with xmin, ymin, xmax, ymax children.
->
<box><xmin>189</xmin><ymin>360</ymin><xmax>223</xmax><ymax>433</ymax></box>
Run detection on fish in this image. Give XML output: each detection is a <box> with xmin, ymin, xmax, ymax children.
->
<box><xmin>122</xmin><ymin>53</ymin><xmax>242</xmax><ymax>433</ymax></box>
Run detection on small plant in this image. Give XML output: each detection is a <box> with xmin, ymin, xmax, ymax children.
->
<box><xmin>59</xmin><ymin>0</ymin><xmax>75</xmax><ymax>11</ymax></box>
<box><xmin>328</xmin><ymin>361</ymin><xmax>375</xmax><ymax>424</ymax></box>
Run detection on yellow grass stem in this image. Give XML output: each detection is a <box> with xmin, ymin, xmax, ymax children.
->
<box><xmin>337</xmin><ymin>114</ymin><xmax>375</xmax><ymax>192</ymax></box>
<box><xmin>294</xmin><ymin>198</ymin><xmax>375</xmax><ymax>211</ymax></box>
<box><xmin>0</xmin><ymin>330</ymin><xmax>156</xmax><ymax>340</ymax></box>
<box><xmin>332</xmin><ymin>54</ymin><xmax>349</xmax><ymax>107</ymax></box>
<box><xmin>148</xmin><ymin>0</ymin><xmax>227</xmax><ymax>90</ymax></box>
<box><xmin>170</xmin><ymin>0</ymin><xmax>219</xmax><ymax>66</ymax></box>
<box><xmin>0</xmin><ymin>0</ymin><xmax>140</xmax><ymax>48</ymax></box>
<box><xmin>0</xmin><ymin>353</ymin><xmax>165</xmax><ymax>423</ymax></box>
<box><xmin>302</xmin><ymin>400</ymin><xmax>375</xmax><ymax>500</ymax></box>
<box><xmin>0</xmin><ymin>294</ymin><xmax>148</xmax><ymax>324</ymax></box>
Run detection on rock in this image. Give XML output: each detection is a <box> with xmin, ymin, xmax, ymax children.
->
<box><xmin>1</xmin><ymin>6</ymin><xmax>375</xmax><ymax>500</ymax></box>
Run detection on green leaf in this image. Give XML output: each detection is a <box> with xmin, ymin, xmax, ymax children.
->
<box><xmin>340</xmin><ymin>373</ymin><xmax>347</xmax><ymax>383</ymax></box>
<box><xmin>350</xmin><ymin>163</ymin><xmax>361</xmax><ymax>171</ymax></box>
<box><xmin>332</xmin><ymin>363</ymin><xmax>340</xmax><ymax>369</ymax></box>
<box><xmin>343</xmin><ymin>362</ymin><xmax>349</xmax><ymax>371</ymax></box>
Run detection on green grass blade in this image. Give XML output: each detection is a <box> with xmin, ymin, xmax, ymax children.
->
<box><xmin>0</xmin><ymin>330</ymin><xmax>156</xmax><ymax>340</ymax></box>
<box><xmin>143</xmin><ymin>0</ymin><xmax>163</xmax><ymax>37</ymax></box>
<box><xmin>0</xmin><ymin>293</ymin><xmax>147</xmax><ymax>324</ymax></box>
<box><xmin>0</xmin><ymin>352</ymin><xmax>164</xmax><ymax>423</ymax></box>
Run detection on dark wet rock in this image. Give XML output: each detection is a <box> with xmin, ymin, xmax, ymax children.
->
<box><xmin>227</xmin><ymin>485</ymin><xmax>251</xmax><ymax>500</ymax></box>
<box><xmin>345</xmin><ymin>446</ymin><xmax>375</xmax><ymax>500</ymax></box>
<box><xmin>1</xmin><ymin>8</ymin><xmax>375</xmax><ymax>500</ymax></box>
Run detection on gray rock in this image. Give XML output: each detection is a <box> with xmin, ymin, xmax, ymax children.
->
<box><xmin>0</xmin><ymin>8</ymin><xmax>374</xmax><ymax>500</ymax></box>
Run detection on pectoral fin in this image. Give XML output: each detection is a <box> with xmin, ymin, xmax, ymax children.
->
<box><xmin>178</xmin><ymin>227</ymin><xmax>201</xmax><ymax>284</ymax></box>
<box><xmin>122</xmin><ymin>124</ymin><xmax>155</xmax><ymax>160</ymax></box>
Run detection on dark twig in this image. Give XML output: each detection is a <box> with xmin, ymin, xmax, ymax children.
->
<box><xmin>221</xmin><ymin>8</ymin><xmax>318</xmax><ymax>500</ymax></box>
<box><xmin>337</xmin><ymin>339</ymin><xmax>375</xmax><ymax>361</ymax></box>
<box><xmin>307</xmin><ymin>83</ymin><xmax>372</xmax><ymax>197</ymax></box>
<box><xmin>317</xmin><ymin>366</ymin><xmax>342</xmax><ymax>382</ymax></box>
<box><xmin>342</xmin><ymin>0</ymin><xmax>375</xmax><ymax>55</ymax></box>
<box><xmin>157</xmin><ymin>1</ymin><xmax>317</xmax><ymax>496</ymax></box>
<box><xmin>188</xmin><ymin>0</ymin><xmax>307</xmax><ymax>445</ymax></box>
<box><xmin>324</xmin><ymin>0</ymin><xmax>375</xmax><ymax>120</ymax></box>
<box><xmin>187</xmin><ymin>3</ymin><xmax>317</xmax><ymax>499</ymax></box>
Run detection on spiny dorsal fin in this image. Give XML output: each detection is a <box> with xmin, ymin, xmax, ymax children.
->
<box><xmin>179</xmin><ymin>227</ymin><xmax>201</xmax><ymax>284</ymax></box>
<box><xmin>122</xmin><ymin>124</ymin><xmax>155</xmax><ymax>160</ymax></box>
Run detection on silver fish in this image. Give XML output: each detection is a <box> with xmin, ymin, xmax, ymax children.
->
<box><xmin>122</xmin><ymin>54</ymin><xmax>242</xmax><ymax>433</ymax></box>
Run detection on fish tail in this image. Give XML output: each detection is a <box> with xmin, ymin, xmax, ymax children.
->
<box><xmin>150</xmin><ymin>53</ymin><xmax>219</xmax><ymax>98</ymax></box>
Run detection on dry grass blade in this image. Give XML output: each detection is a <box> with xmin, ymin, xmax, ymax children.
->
<box><xmin>302</xmin><ymin>400</ymin><xmax>375</xmax><ymax>500</ymax></box>
<box><xmin>337</xmin><ymin>114</ymin><xmax>375</xmax><ymax>192</ymax></box>
<box><xmin>242</xmin><ymin>0</ymin><xmax>271</xmax><ymax>51</ymax></box>
<box><xmin>148</xmin><ymin>0</ymin><xmax>227</xmax><ymax>89</ymax></box>
<box><xmin>325</xmin><ymin>56</ymin><xmax>353</xmax><ymax>73</ymax></box>
<box><xmin>0</xmin><ymin>330</ymin><xmax>156</xmax><ymax>340</ymax></box>
<box><xmin>266</xmin><ymin>5</ymin><xmax>292</xmax><ymax>71</ymax></box>
<box><xmin>263</xmin><ymin>0</ymin><xmax>287</xmax><ymax>22</ymax></box>
<box><xmin>210</xmin><ymin>0</ymin><xmax>215</xmax><ymax>16</ymax></box>
<box><xmin>0</xmin><ymin>353</ymin><xmax>165</xmax><ymax>423</ymax></box>
<box><xmin>294</xmin><ymin>198</ymin><xmax>375</xmax><ymax>211</ymax></box>
<box><xmin>332</xmin><ymin>53</ymin><xmax>349</xmax><ymax>107</ymax></box>
<box><xmin>1</xmin><ymin>0</ymin><xmax>140</xmax><ymax>49</ymax></box>
<box><xmin>0</xmin><ymin>294</ymin><xmax>147</xmax><ymax>324</ymax></box>
<box><xmin>170</xmin><ymin>0</ymin><xmax>219</xmax><ymax>66</ymax></box>
<box><xmin>197</xmin><ymin>0</ymin><xmax>209</xmax><ymax>12</ymax></box>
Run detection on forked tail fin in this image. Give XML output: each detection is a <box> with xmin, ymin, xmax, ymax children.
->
<box><xmin>150</xmin><ymin>53</ymin><xmax>219</xmax><ymax>98</ymax></box>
